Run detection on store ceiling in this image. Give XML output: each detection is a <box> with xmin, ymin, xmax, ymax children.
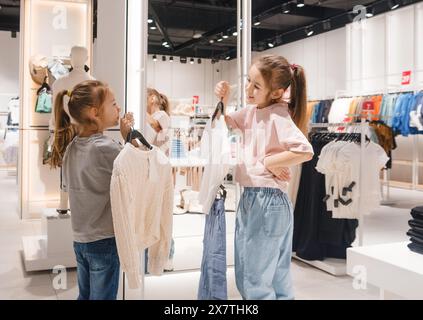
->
<box><xmin>0</xmin><ymin>0</ymin><xmax>421</xmax><ymax>60</ymax></box>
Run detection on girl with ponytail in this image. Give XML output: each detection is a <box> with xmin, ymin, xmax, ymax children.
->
<box><xmin>214</xmin><ymin>55</ymin><xmax>314</xmax><ymax>300</ymax></box>
<box><xmin>51</xmin><ymin>80</ymin><xmax>134</xmax><ymax>300</ymax></box>
<box><xmin>146</xmin><ymin>88</ymin><xmax>171</xmax><ymax>155</ymax></box>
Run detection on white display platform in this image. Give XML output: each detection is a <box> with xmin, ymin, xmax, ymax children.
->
<box><xmin>347</xmin><ymin>242</ymin><xmax>423</xmax><ymax>300</ymax></box>
<box><xmin>22</xmin><ymin>209</ymin><xmax>76</xmax><ymax>272</ymax></box>
<box><xmin>292</xmin><ymin>254</ymin><xmax>347</xmax><ymax>276</ymax></box>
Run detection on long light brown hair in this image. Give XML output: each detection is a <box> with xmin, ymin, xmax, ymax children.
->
<box><xmin>254</xmin><ymin>55</ymin><xmax>308</xmax><ymax>135</ymax></box>
<box><xmin>50</xmin><ymin>80</ymin><xmax>110</xmax><ymax>168</ymax></box>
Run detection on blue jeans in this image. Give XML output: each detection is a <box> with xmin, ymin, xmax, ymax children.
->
<box><xmin>198</xmin><ymin>198</ymin><xmax>227</xmax><ymax>300</ymax></box>
<box><xmin>235</xmin><ymin>187</ymin><xmax>294</xmax><ymax>300</ymax></box>
<box><xmin>73</xmin><ymin>237</ymin><xmax>120</xmax><ymax>300</ymax></box>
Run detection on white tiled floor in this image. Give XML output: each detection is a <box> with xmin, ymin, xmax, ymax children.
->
<box><xmin>0</xmin><ymin>169</ymin><xmax>420</xmax><ymax>300</ymax></box>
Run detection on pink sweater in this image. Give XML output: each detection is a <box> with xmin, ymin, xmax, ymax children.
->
<box><xmin>226</xmin><ymin>102</ymin><xmax>314</xmax><ymax>193</ymax></box>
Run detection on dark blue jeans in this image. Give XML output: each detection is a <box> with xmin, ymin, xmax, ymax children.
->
<box><xmin>73</xmin><ymin>237</ymin><xmax>120</xmax><ymax>300</ymax></box>
<box><xmin>198</xmin><ymin>198</ymin><xmax>227</xmax><ymax>300</ymax></box>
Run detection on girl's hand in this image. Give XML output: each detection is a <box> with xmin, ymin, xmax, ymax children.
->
<box><xmin>271</xmin><ymin>167</ymin><xmax>291</xmax><ymax>182</ymax></box>
<box><xmin>215</xmin><ymin>81</ymin><xmax>230</xmax><ymax>106</ymax></box>
<box><xmin>120</xmin><ymin>113</ymin><xmax>134</xmax><ymax>140</ymax></box>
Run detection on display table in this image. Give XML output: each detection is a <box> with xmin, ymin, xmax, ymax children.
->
<box><xmin>347</xmin><ymin>242</ymin><xmax>423</xmax><ymax>300</ymax></box>
<box><xmin>22</xmin><ymin>209</ymin><xmax>76</xmax><ymax>272</ymax></box>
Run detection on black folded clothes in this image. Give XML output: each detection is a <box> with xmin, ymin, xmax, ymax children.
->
<box><xmin>411</xmin><ymin>206</ymin><xmax>423</xmax><ymax>221</ymax></box>
<box><xmin>407</xmin><ymin>228</ymin><xmax>423</xmax><ymax>240</ymax></box>
<box><xmin>409</xmin><ymin>219</ymin><xmax>423</xmax><ymax>231</ymax></box>
<box><xmin>408</xmin><ymin>242</ymin><xmax>423</xmax><ymax>255</ymax></box>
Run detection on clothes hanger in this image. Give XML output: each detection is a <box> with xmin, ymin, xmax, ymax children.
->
<box><xmin>211</xmin><ymin>98</ymin><xmax>224</xmax><ymax>122</ymax></box>
<box><xmin>126</xmin><ymin>128</ymin><xmax>153</xmax><ymax>150</ymax></box>
<box><xmin>37</xmin><ymin>76</ymin><xmax>51</xmax><ymax>95</ymax></box>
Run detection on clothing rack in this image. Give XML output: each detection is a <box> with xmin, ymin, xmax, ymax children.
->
<box><xmin>294</xmin><ymin>119</ymin><xmax>368</xmax><ymax>276</ymax></box>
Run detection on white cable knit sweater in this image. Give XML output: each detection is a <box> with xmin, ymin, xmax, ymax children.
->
<box><xmin>110</xmin><ymin>144</ymin><xmax>173</xmax><ymax>289</ymax></box>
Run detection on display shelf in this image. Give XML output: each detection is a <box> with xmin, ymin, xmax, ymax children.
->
<box><xmin>22</xmin><ymin>209</ymin><xmax>76</xmax><ymax>272</ymax></box>
<box><xmin>347</xmin><ymin>242</ymin><xmax>423</xmax><ymax>300</ymax></box>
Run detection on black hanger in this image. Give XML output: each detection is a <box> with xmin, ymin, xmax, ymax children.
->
<box><xmin>126</xmin><ymin>128</ymin><xmax>153</xmax><ymax>150</ymax></box>
<box><xmin>37</xmin><ymin>76</ymin><xmax>51</xmax><ymax>95</ymax></box>
<box><xmin>217</xmin><ymin>185</ymin><xmax>227</xmax><ymax>200</ymax></box>
<box><xmin>211</xmin><ymin>98</ymin><xmax>224</xmax><ymax>122</ymax></box>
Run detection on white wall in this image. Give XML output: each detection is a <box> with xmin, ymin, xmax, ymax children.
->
<box><xmin>146</xmin><ymin>55</ymin><xmax>224</xmax><ymax>106</ymax></box>
<box><xmin>93</xmin><ymin>0</ymin><xmax>126</xmax><ymax>107</ymax></box>
<box><xmin>0</xmin><ymin>31</ymin><xmax>20</xmax><ymax>110</ymax></box>
<box><xmin>346</xmin><ymin>3</ymin><xmax>423</xmax><ymax>94</ymax></box>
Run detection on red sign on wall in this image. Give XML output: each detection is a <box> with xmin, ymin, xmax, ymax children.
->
<box><xmin>193</xmin><ymin>96</ymin><xmax>200</xmax><ymax>104</ymax></box>
<box><xmin>402</xmin><ymin>71</ymin><xmax>411</xmax><ymax>85</ymax></box>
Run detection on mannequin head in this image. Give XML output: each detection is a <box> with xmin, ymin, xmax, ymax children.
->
<box><xmin>70</xmin><ymin>46</ymin><xmax>89</xmax><ymax>69</ymax></box>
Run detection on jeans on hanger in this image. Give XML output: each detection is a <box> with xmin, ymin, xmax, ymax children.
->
<box><xmin>198</xmin><ymin>198</ymin><xmax>227</xmax><ymax>300</ymax></box>
<box><xmin>235</xmin><ymin>187</ymin><xmax>294</xmax><ymax>300</ymax></box>
<box><xmin>73</xmin><ymin>237</ymin><xmax>120</xmax><ymax>300</ymax></box>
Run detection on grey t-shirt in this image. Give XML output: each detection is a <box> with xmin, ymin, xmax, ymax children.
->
<box><xmin>62</xmin><ymin>133</ymin><xmax>123</xmax><ymax>243</ymax></box>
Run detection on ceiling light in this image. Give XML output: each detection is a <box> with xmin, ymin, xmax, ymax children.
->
<box><xmin>148</xmin><ymin>18</ymin><xmax>153</xmax><ymax>24</ymax></box>
<box><xmin>282</xmin><ymin>3</ymin><xmax>291</xmax><ymax>14</ymax></box>
<box><xmin>217</xmin><ymin>37</ymin><xmax>223</xmax><ymax>42</ymax></box>
<box><xmin>254</xmin><ymin>20</ymin><xmax>261</xmax><ymax>26</ymax></box>
<box><xmin>193</xmin><ymin>32</ymin><xmax>202</xmax><ymax>39</ymax></box>
<box><xmin>209</xmin><ymin>39</ymin><xmax>215</xmax><ymax>44</ymax></box>
<box><xmin>190</xmin><ymin>58</ymin><xmax>195</xmax><ymax>64</ymax></box>
<box><xmin>297</xmin><ymin>0</ymin><xmax>305</xmax><ymax>8</ymax></box>
<box><xmin>267</xmin><ymin>41</ymin><xmax>275</xmax><ymax>48</ymax></box>
<box><xmin>233</xmin><ymin>31</ymin><xmax>238</xmax><ymax>36</ymax></box>
<box><xmin>150</xmin><ymin>26</ymin><xmax>157</xmax><ymax>30</ymax></box>
<box><xmin>153</xmin><ymin>55</ymin><xmax>157</xmax><ymax>62</ymax></box>
<box><xmin>305</xmin><ymin>26</ymin><xmax>314</xmax><ymax>36</ymax></box>
<box><xmin>366</xmin><ymin>7</ymin><xmax>375</xmax><ymax>17</ymax></box>
<box><xmin>223</xmin><ymin>33</ymin><xmax>229</xmax><ymax>39</ymax></box>
<box><xmin>162</xmin><ymin>40</ymin><xmax>168</xmax><ymax>46</ymax></box>
<box><xmin>169</xmin><ymin>56</ymin><xmax>174</xmax><ymax>62</ymax></box>
<box><xmin>225</xmin><ymin>56</ymin><xmax>231</xmax><ymax>60</ymax></box>
<box><xmin>388</xmin><ymin>0</ymin><xmax>400</xmax><ymax>10</ymax></box>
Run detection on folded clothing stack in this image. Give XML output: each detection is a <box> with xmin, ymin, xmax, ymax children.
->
<box><xmin>407</xmin><ymin>206</ymin><xmax>423</xmax><ymax>254</ymax></box>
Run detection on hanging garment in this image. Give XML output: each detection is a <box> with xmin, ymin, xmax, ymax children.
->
<box><xmin>110</xmin><ymin>144</ymin><xmax>174</xmax><ymax>289</ymax></box>
<box><xmin>198</xmin><ymin>115</ymin><xmax>232</xmax><ymax>214</ymax></box>
<box><xmin>198</xmin><ymin>197</ymin><xmax>227</xmax><ymax>300</ymax></box>
<box><xmin>316</xmin><ymin>139</ymin><xmax>388</xmax><ymax>219</ymax></box>
<box><xmin>409</xmin><ymin>92</ymin><xmax>423</xmax><ymax>132</ymax></box>
<box><xmin>328</xmin><ymin>98</ymin><xmax>354</xmax><ymax>125</ymax></box>
<box><xmin>293</xmin><ymin>137</ymin><xmax>359</xmax><ymax>261</ymax></box>
<box><xmin>35</xmin><ymin>87</ymin><xmax>52</xmax><ymax>113</ymax></box>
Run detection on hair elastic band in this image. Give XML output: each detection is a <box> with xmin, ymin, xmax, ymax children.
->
<box><xmin>67</xmin><ymin>90</ymin><xmax>72</xmax><ymax>97</ymax></box>
<box><xmin>290</xmin><ymin>64</ymin><xmax>298</xmax><ymax>71</ymax></box>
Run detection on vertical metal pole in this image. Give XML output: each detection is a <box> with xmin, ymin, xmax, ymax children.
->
<box><xmin>237</xmin><ymin>0</ymin><xmax>241</xmax><ymax>110</ymax></box>
<box><xmin>359</xmin><ymin>118</ymin><xmax>365</xmax><ymax>246</ymax></box>
<box><xmin>241</xmin><ymin>0</ymin><xmax>252</xmax><ymax>110</ymax></box>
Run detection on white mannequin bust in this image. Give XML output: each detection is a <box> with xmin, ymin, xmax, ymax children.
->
<box><xmin>50</xmin><ymin>46</ymin><xmax>94</xmax><ymax>213</ymax></box>
<box><xmin>50</xmin><ymin>46</ymin><xmax>95</xmax><ymax>130</ymax></box>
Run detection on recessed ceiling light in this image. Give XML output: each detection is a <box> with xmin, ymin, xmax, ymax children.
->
<box><xmin>193</xmin><ymin>32</ymin><xmax>202</xmax><ymax>39</ymax></box>
<box><xmin>268</xmin><ymin>42</ymin><xmax>275</xmax><ymax>48</ymax></box>
<box><xmin>150</xmin><ymin>26</ymin><xmax>157</xmax><ymax>30</ymax></box>
<box><xmin>254</xmin><ymin>21</ymin><xmax>261</xmax><ymax>26</ymax></box>
<box><xmin>297</xmin><ymin>0</ymin><xmax>305</xmax><ymax>8</ymax></box>
<box><xmin>148</xmin><ymin>18</ymin><xmax>153</xmax><ymax>24</ymax></box>
<box><xmin>209</xmin><ymin>39</ymin><xmax>215</xmax><ymax>44</ymax></box>
<box><xmin>233</xmin><ymin>31</ymin><xmax>238</xmax><ymax>36</ymax></box>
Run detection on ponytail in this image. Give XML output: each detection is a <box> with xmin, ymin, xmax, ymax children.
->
<box><xmin>255</xmin><ymin>55</ymin><xmax>309</xmax><ymax>136</ymax></box>
<box><xmin>50</xmin><ymin>90</ymin><xmax>77</xmax><ymax>169</ymax></box>
<box><xmin>289</xmin><ymin>66</ymin><xmax>308</xmax><ymax>136</ymax></box>
<box><xmin>159</xmin><ymin>93</ymin><xmax>170</xmax><ymax>115</ymax></box>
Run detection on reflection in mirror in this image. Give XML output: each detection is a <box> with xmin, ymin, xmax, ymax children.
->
<box><xmin>146</xmin><ymin>0</ymin><xmax>238</xmax><ymax>275</ymax></box>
